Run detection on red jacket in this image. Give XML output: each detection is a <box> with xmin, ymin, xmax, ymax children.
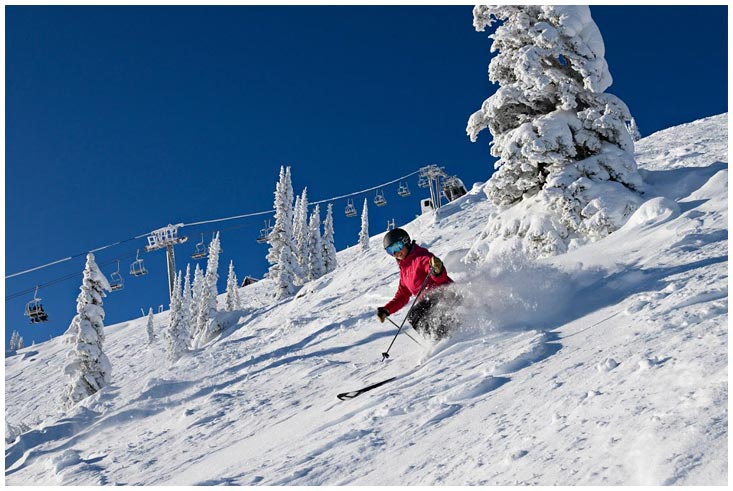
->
<box><xmin>384</xmin><ymin>243</ymin><xmax>453</xmax><ymax>315</ymax></box>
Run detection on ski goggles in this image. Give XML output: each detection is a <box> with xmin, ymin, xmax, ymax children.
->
<box><xmin>385</xmin><ymin>240</ymin><xmax>407</xmax><ymax>256</ymax></box>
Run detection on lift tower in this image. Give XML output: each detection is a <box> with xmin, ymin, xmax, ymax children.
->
<box><xmin>145</xmin><ymin>223</ymin><xmax>188</xmax><ymax>301</ymax></box>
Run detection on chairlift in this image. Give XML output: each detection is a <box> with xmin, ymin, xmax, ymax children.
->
<box><xmin>24</xmin><ymin>286</ymin><xmax>48</xmax><ymax>324</ymax></box>
<box><xmin>256</xmin><ymin>220</ymin><xmax>273</xmax><ymax>244</ymax></box>
<box><xmin>110</xmin><ymin>259</ymin><xmax>124</xmax><ymax>291</ymax></box>
<box><xmin>130</xmin><ymin>249</ymin><xmax>148</xmax><ymax>277</ymax></box>
<box><xmin>191</xmin><ymin>233</ymin><xmax>208</xmax><ymax>259</ymax></box>
<box><xmin>398</xmin><ymin>181</ymin><xmax>411</xmax><ymax>197</ymax></box>
<box><xmin>374</xmin><ymin>189</ymin><xmax>387</xmax><ymax>207</ymax></box>
<box><xmin>345</xmin><ymin>199</ymin><xmax>357</xmax><ymax>218</ymax></box>
<box><xmin>417</xmin><ymin>175</ymin><xmax>430</xmax><ymax>188</ymax></box>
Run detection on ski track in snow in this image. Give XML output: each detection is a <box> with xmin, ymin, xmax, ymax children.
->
<box><xmin>4</xmin><ymin>114</ymin><xmax>728</xmax><ymax>485</ymax></box>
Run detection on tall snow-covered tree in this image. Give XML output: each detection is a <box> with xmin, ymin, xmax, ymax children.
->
<box><xmin>225</xmin><ymin>260</ymin><xmax>242</xmax><ymax>311</ymax></box>
<box><xmin>267</xmin><ymin>166</ymin><xmax>299</xmax><ymax>299</ymax></box>
<box><xmin>181</xmin><ymin>264</ymin><xmax>194</xmax><ymax>344</ymax></box>
<box><xmin>193</xmin><ymin>232</ymin><xmax>222</xmax><ymax>347</ymax></box>
<box><xmin>146</xmin><ymin>308</ymin><xmax>156</xmax><ymax>344</ymax></box>
<box><xmin>359</xmin><ymin>198</ymin><xmax>370</xmax><ymax>251</ymax></box>
<box><xmin>190</xmin><ymin>264</ymin><xmax>205</xmax><ymax>346</ymax></box>
<box><xmin>293</xmin><ymin>187</ymin><xmax>310</xmax><ymax>283</ymax></box>
<box><xmin>627</xmin><ymin>117</ymin><xmax>642</xmax><ymax>141</ymax></box>
<box><xmin>322</xmin><ymin>203</ymin><xmax>338</xmax><ymax>273</ymax></box>
<box><xmin>266</xmin><ymin>166</ymin><xmax>295</xmax><ymax>268</ymax></box>
<box><xmin>307</xmin><ymin>204</ymin><xmax>325</xmax><ymax>281</ymax></box>
<box><xmin>164</xmin><ymin>272</ymin><xmax>189</xmax><ymax>364</ymax></box>
<box><xmin>467</xmin><ymin>5</ymin><xmax>644</xmax><ymax>257</ymax></box>
<box><xmin>192</xmin><ymin>264</ymin><xmax>204</xmax><ymax>317</ymax></box>
<box><xmin>63</xmin><ymin>252</ymin><xmax>112</xmax><ymax>408</ymax></box>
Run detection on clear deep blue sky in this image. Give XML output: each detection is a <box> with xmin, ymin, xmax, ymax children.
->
<box><xmin>5</xmin><ymin>5</ymin><xmax>728</xmax><ymax>346</ymax></box>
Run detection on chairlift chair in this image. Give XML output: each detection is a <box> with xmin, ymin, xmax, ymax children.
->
<box><xmin>345</xmin><ymin>199</ymin><xmax>357</xmax><ymax>218</ymax></box>
<box><xmin>398</xmin><ymin>182</ymin><xmax>411</xmax><ymax>197</ymax></box>
<box><xmin>417</xmin><ymin>176</ymin><xmax>430</xmax><ymax>188</ymax></box>
<box><xmin>256</xmin><ymin>220</ymin><xmax>273</xmax><ymax>244</ymax></box>
<box><xmin>110</xmin><ymin>259</ymin><xmax>124</xmax><ymax>291</ymax></box>
<box><xmin>24</xmin><ymin>286</ymin><xmax>48</xmax><ymax>324</ymax></box>
<box><xmin>130</xmin><ymin>249</ymin><xmax>148</xmax><ymax>277</ymax></box>
<box><xmin>191</xmin><ymin>233</ymin><xmax>208</xmax><ymax>259</ymax></box>
<box><xmin>374</xmin><ymin>189</ymin><xmax>387</xmax><ymax>207</ymax></box>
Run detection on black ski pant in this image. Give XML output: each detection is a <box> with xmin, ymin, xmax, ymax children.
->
<box><xmin>407</xmin><ymin>287</ymin><xmax>459</xmax><ymax>339</ymax></box>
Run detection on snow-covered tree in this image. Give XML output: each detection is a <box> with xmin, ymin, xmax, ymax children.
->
<box><xmin>322</xmin><ymin>203</ymin><xmax>338</xmax><ymax>273</ymax></box>
<box><xmin>62</xmin><ymin>252</ymin><xmax>112</xmax><ymax>408</ymax></box>
<box><xmin>274</xmin><ymin>242</ymin><xmax>298</xmax><ymax>299</ymax></box>
<box><xmin>467</xmin><ymin>6</ymin><xmax>644</xmax><ymax>257</ymax></box>
<box><xmin>267</xmin><ymin>166</ymin><xmax>295</xmax><ymax>267</ymax></box>
<box><xmin>307</xmin><ymin>204</ymin><xmax>325</xmax><ymax>280</ymax></box>
<box><xmin>225</xmin><ymin>260</ymin><xmax>242</xmax><ymax>311</ymax></box>
<box><xmin>190</xmin><ymin>263</ymin><xmax>204</xmax><ymax>345</ymax></box>
<box><xmin>192</xmin><ymin>264</ymin><xmax>204</xmax><ymax>318</ymax></box>
<box><xmin>192</xmin><ymin>232</ymin><xmax>222</xmax><ymax>347</ymax></box>
<box><xmin>9</xmin><ymin>330</ymin><xmax>24</xmax><ymax>351</ymax></box>
<box><xmin>627</xmin><ymin>117</ymin><xmax>642</xmax><ymax>141</ymax></box>
<box><xmin>293</xmin><ymin>187</ymin><xmax>310</xmax><ymax>283</ymax></box>
<box><xmin>267</xmin><ymin>166</ymin><xmax>299</xmax><ymax>299</ymax></box>
<box><xmin>146</xmin><ymin>308</ymin><xmax>156</xmax><ymax>344</ymax></box>
<box><xmin>359</xmin><ymin>198</ymin><xmax>370</xmax><ymax>251</ymax></box>
<box><xmin>164</xmin><ymin>272</ymin><xmax>188</xmax><ymax>364</ymax></box>
<box><xmin>181</xmin><ymin>264</ymin><xmax>194</xmax><ymax>343</ymax></box>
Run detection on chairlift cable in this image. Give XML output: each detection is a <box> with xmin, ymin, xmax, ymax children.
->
<box><xmin>184</xmin><ymin>169</ymin><xmax>421</xmax><ymax>227</ymax></box>
<box><xmin>5</xmin><ymin>254</ymin><xmax>138</xmax><ymax>301</ymax></box>
<box><xmin>6</xmin><ymin>168</ymin><xmax>422</xmax><ymax>281</ymax></box>
<box><xmin>5</xmin><ymin>234</ymin><xmax>149</xmax><ymax>280</ymax></box>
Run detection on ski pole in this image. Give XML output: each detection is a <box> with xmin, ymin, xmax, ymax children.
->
<box><xmin>381</xmin><ymin>272</ymin><xmax>432</xmax><ymax>361</ymax></box>
<box><xmin>386</xmin><ymin>317</ymin><xmax>424</xmax><ymax>347</ymax></box>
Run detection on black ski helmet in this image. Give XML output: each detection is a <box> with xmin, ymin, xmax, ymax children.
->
<box><xmin>383</xmin><ymin>227</ymin><xmax>411</xmax><ymax>249</ymax></box>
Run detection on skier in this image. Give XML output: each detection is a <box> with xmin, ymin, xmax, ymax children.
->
<box><xmin>376</xmin><ymin>228</ymin><xmax>456</xmax><ymax>339</ymax></box>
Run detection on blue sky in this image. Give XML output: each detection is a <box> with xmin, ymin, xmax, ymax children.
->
<box><xmin>5</xmin><ymin>5</ymin><xmax>727</xmax><ymax>346</ymax></box>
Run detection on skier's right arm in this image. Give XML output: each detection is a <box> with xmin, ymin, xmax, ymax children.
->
<box><xmin>383</xmin><ymin>280</ymin><xmax>411</xmax><ymax>315</ymax></box>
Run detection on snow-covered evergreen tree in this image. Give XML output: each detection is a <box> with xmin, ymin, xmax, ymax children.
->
<box><xmin>181</xmin><ymin>264</ymin><xmax>196</xmax><ymax>332</ymax></box>
<box><xmin>275</xmin><ymin>242</ymin><xmax>298</xmax><ymax>299</ymax></box>
<box><xmin>146</xmin><ymin>308</ymin><xmax>156</xmax><ymax>344</ymax></box>
<box><xmin>193</xmin><ymin>232</ymin><xmax>222</xmax><ymax>347</ymax></box>
<box><xmin>163</xmin><ymin>272</ymin><xmax>188</xmax><ymax>364</ymax></box>
<box><xmin>467</xmin><ymin>5</ymin><xmax>644</xmax><ymax>258</ymax></box>
<box><xmin>267</xmin><ymin>166</ymin><xmax>299</xmax><ymax>299</ymax></box>
<box><xmin>627</xmin><ymin>117</ymin><xmax>642</xmax><ymax>141</ymax></box>
<box><xmin>62</xmin><ymin>252</ymin><xmax>112</xmax><ymax>408</ymax></box>
<box><xmin>293</xmin><ymin>187</ymin><xmax>310</xmax><ymax>283</ymax></box>
<box><xmin>192</xmin><ymin>264</ymin><xmax>204</xmax><ymax>317</ymax></box>
<box><xmin>307</xmin><ymin>204</ymin><xmax>325</xmax><ymax>281</ymax></box>
<box><xmin>9</xmin><ymin>330</ymin><xmax>24</xmax><ymax>351</ymax></box>
<box><xmin>225</xmin><ymin>260</ymin><xmax>242</xmax><ymax>311</ymax></box>
<box><xmin>322</xmin><ymin>203</ymin><xmax>338</xmax><ymax>273</ymax></box>
<box><xmin>190</xmin><ymin>263</ymin><xmax>204</xmax><ymax>346</ymax></box>
<box><xmin>293</xmin><ymin>193</ymin><xmax>305</xmax><ymax>248</ymax></box>
<box><xmin>359</xmin><ymin>198</ymin><xmax>370</xmax><ymax>251</ymax></box>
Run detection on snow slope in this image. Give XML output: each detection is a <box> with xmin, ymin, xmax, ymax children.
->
<box><xmin>5</xmin><ymin>114</ymin><xmax>728</xmax><ymax>485</ymax></box>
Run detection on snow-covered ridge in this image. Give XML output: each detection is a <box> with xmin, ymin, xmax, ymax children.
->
<box><xmin>5</xmin><ymin>113</ymin><xmax>728</xmax><ymax>485</ymax></box>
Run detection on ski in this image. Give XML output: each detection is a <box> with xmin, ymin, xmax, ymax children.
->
<box><xmin>336</xmin><ymin>376</ymin><xmax>397</xmax><ymax>400</ymax></box>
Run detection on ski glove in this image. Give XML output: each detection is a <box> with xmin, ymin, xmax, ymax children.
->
<box><xmin>377</xmin><ymin>307</ymin><xmax>390</xmax><ymax>323</ymax></box>
<box><xmin>430</xmin><ymin>256</ymin><xmax>444</xmax><ymax>277</ymax></box>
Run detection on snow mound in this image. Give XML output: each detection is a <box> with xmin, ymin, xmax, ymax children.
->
<box><xmin>623</xmin><ymin>196</ymin><xmax>680</xmax><ymax>229</ymax></box>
